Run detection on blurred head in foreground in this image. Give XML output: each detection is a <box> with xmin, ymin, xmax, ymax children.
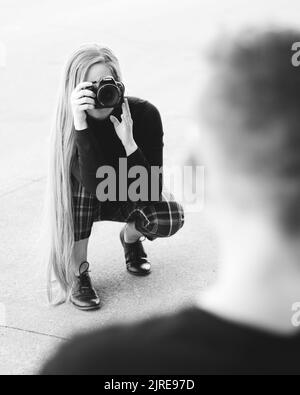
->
<box><xmin>199</xmin><ymin>28</ymin><xmax>300</xmax><ymax>331</ymax></box>
<box><xmin>201</xmin><ymin>28</ymin><xmax>300</xmax><ymax>235</ymax></box>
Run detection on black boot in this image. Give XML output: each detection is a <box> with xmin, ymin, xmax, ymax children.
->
<box><xmin>120</xmin><ymin>227</ymin><xmax>151</xmax><ymax>276</ymax></box>
<box><xmin>70</xmin><ymin>262</ymin><xmax>101</xmax><ymax>311</ymax></box>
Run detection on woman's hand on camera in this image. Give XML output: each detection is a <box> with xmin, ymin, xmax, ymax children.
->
<box><xmin>110</xmin><ymin>99</ymin><xmax>138</xmax><ymax>156</ymax></box>
<box><xmin>71</xmin><ymin>82</ymin><xmax>96</xmax><ymax>131</ymax></box>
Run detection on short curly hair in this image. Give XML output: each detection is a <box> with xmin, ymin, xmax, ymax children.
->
<box><xmin>202</xmin><ymin>28</ymin><xmax>300</xmax><ymax>234</ymax></box>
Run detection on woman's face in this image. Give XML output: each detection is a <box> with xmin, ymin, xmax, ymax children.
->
<box><xmin>85</xmin><ymin>63</ymin><xmax>115</xmax><ymax>120</ymax></box>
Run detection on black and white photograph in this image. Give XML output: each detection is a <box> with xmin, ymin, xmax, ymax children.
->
<box><xmin>0</xmin><ymin>0</ymin><xmax>300</xmax><ymax>378</ymax></box>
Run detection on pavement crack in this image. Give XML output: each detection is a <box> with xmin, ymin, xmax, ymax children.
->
<box><xmin>0</xmin><ymin>325</ymin><xmax>68</xmax><ymax>342</ymax></box>
<box><xmin>0</xmin><ymin>176</ymin><xmax>46</xmax><ymax>199</ymax></box>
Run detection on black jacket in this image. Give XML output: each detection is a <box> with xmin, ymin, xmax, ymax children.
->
<box><xmin>71</xmin><ymin>97</ymin><xmax>164</xmax><ymax>202</ymax></box>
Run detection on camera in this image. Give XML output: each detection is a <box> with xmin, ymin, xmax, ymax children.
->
<box><xmin>88</xmin><ymin>76</ymin><xmax>125</xmax><ymax>109</ymax></box>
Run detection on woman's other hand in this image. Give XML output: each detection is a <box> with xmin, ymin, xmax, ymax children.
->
<box><xmin>71</xmin><ymin>82</ymin><xmax>96</xmax><ymax>130</ymax></box>
<box><xmin>110</xmin><ymin>98</ymin><xmax>138</xmax><ymax>156</ymax></box>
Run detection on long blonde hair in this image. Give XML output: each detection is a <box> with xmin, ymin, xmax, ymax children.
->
<box><xmin>44</xmin><ymin>43</ymin><xmax>122</xmax><ymax>304</ymax></box>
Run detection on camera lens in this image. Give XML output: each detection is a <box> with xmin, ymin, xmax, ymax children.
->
<box><xmin>98</xmin><ymin>85</ymin><xmax>119</xmax><ymax>107</ymax></box>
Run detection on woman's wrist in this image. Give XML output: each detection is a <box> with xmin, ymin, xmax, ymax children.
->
<box><xmin>74</xmin><ymin>117</ymin><xmax>88</xmax><ymax>131</ymax></box>
<box><xmin>123</xmin><ymin>139</ymin><xmax>138</xmax><ymax>157</ymax></box>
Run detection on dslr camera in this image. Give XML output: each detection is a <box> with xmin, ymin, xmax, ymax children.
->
<box><xmin>88</xmin><ymin>76</ymin><xmax>125</xmax><ymax>109</ymax></box>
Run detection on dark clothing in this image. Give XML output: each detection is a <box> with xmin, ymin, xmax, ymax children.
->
<box><xmin>70</xmin><ymin>98</ymin><xmax>184</xmax><ymax>242</ymax></box>
<box><xmin>71</xmin><ymin>174</ymin><xmax>184</xmax><ymax>242</ymax></box>
<box><xmin>71</xmin><ymin>97</ymin><xmax>164</xmax><ymax>200</ymax></box>
<box><xmin>41</xmin><ymin>307</ymin><xmax>300</xmax><ymax>375</ymax></box>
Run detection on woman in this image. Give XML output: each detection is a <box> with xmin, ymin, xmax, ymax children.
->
<box><xmin>45</xmin><ymin>43</ymin><xmax>185</xmax><ymax>311</ymax></box>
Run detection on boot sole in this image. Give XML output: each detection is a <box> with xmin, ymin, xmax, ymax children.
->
<box><xmin>127</xmin><ymin>268</ymin><xmax>152</xmax><ymax>277</ymax></box>
<box><xmin>71</xmin><ymin>303</ymin><xmax>101</xmax><ymax>312</ymax></box>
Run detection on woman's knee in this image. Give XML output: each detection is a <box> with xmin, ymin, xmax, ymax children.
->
<box><xmin>134</xmin><ymin>200</ymin><xmax>185</xmax><ymax>240</ymax></box>
<box><xmin>167</xmin><ymin>201</ymin><xmax>185</xmax><ymax>236</ymax></box>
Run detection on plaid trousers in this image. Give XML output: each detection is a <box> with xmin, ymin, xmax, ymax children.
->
<box><xmin>71</xmin><ymin>175</ymin><xmax>185</xmax><ymax>242</ymax></box>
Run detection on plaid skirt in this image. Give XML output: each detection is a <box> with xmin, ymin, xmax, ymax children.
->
<box><xmin>71</xmin><ymin>175</ymin><xmax>185</xmax><ymax>242</ymax></box>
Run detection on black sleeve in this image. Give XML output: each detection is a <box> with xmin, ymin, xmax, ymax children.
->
<box><xmin>127</xmin><ymin>104</ymin><xmax>164</xmax><ymax>202</ymax></box>
<box><xmin>74</xmin><ymin>128</ymin><xmax>108</xmax><ymax>196</ymax></box>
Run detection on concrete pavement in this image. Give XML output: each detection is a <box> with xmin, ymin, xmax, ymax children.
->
<box><xmin>0</xmin><ymin>0</ymin><xmax>219</xmax><ymax>375</ymax></box>
<box><xmin>0</xmin><ymin>177</ymin><xmax>217</xmax><ymax>374</ymax></box>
